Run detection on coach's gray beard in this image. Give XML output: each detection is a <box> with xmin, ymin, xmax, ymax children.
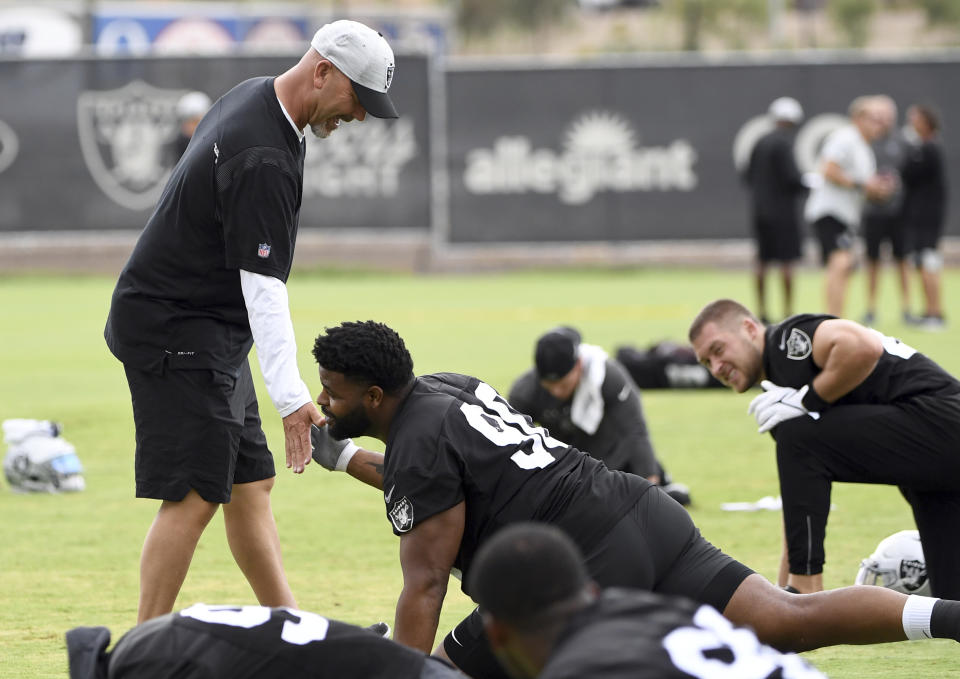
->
<box><xmin>310</xmin><ymin>117</ymin><xmax>341</xmax><ymax>139</ymax></box>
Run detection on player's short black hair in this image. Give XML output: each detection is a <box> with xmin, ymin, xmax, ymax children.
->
<box><xmin>468</xmin><ymin>523</ymin><xmax>590</xmax><ymax>631</ymax></box>
<box><xmin>688</xmin><ymin>299</ymin><xmax>758</xmax><ymax>343</ymax></box>
<box><xmin>312</xmin><ymin>321</ymin><xmax>414</xmax><ymax>394</ymax></box>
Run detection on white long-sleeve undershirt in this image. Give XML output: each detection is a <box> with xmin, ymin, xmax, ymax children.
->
<box><xmin>239</xmin><ymin>269</ymin><xmax>312</xmax><ymax>418</ymax></box>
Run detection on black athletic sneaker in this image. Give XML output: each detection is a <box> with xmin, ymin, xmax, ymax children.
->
<box><xmin>366</xmin><ymin>621</ymin><xmax>391</xmax><ymax>637</ymax></box>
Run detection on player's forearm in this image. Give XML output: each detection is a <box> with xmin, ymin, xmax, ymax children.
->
<box><xmin>393</xmin><ymin>584</ymin><xmax>445</xmax><ymax>653</ymax></box>
<box><xmin>344</xmin><ymin>449</ymin><xmax>385</xmax><ymax>490</ymax></box>
<box><xmin>822</xmin><ymin>161</ymin><xmax>859</xmax><ymax>190</ymax></box>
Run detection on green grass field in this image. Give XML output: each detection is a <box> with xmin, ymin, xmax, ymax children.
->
<box><xmin>1</xmin><ymin>266</ymin><xmax>958</xmax><ymax>677</ymax></box>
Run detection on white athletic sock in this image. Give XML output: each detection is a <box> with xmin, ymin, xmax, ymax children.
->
<box><xmin>902</xmin><ymin>595</ymin><xmax>939</xmax><ymax>640</ymax></box>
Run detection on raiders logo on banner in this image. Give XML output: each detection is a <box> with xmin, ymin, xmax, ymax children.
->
<box><xmin>77</xmin><ymin>80</ymin><xmax>184</xmax><ymax>211</ymax></box>
<box><xmin>0</xmin><ymin>118</ymin><xmax>18</xmax><ymax>174</ymax></box>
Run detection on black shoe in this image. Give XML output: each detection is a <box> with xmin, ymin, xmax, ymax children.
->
<box><xmin>781</xmin><ymin>585</ymin><xmax>801</xmax><ymax>594</ymax></box>
<box><xmin>861</xmin><ymin>311</ymin><xmax>875</xmax><ymax>326</ymax></box>
<box><xmin>902</xmin><ymin>311</ymin><xmax>922</xmax><ymax>325</ymax></box>
<box><xmin>663</xmin><ymin>482</ymin><xmax>692</xmax><ymax>507</ymax></box>
<box><xmin>366</xmin><ymin>621</ymin><xmax>391</xmax><ymax>637</ymax></box>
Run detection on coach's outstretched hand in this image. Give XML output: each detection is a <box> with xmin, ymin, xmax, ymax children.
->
<box><xmin>311</xmin><ymin>424</ymin><xmax>360</xmax><ymax>471</ymax></box>
<box><xmin>283</xmin><ymin>401</ymin><xmax>322</xmax><ymax>473</ymax></box>
<box><xmin>748</xmin><ymin>380</ymin><xmax>821</xmax><ymax>433</ymax></box>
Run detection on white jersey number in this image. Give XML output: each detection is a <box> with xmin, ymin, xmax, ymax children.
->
<box><xmin>460</xmin><ymin>381</ymin><xmax>566</xmax><ymax>470</ymax></box>
<box><xmin>868</xmin><ymin>328</ymin><xmax>917</xmax><ymax>360</ymax></box>
<box><xmin>662</xmin><ymin>606</ymin><xmax>826</xmax><ymax>679</ymax></box>
<box><xmin>180</xmin><ymin>603</ymin><xmax>330</xmax><ymax>646</ymax></box>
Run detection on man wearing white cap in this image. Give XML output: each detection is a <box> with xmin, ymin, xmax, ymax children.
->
<box><xmin>744</xmin><ymin>97</ymin><xmax>807</xmax><ymax>324</ymax></box>
<box><xmin>104</xmin><ymin>20</ymin><xmax>398</xmax><ymax>623</ymax></box>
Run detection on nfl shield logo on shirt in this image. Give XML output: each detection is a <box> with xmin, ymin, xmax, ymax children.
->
<box><xmin>389</xmin><ymin>496</ymin><xmax>414</xmax><ymax>532</ymax></box>
<box><xmin>257</xmin><ymin>243</ymin><xmax>271</xmax><ymax>258</ymax></box>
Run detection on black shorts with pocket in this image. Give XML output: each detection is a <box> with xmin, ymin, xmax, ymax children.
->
<box><xmin>124</xmin><ymin>358</ymin><xmax>274</xmax><ymax>503</ymax></box>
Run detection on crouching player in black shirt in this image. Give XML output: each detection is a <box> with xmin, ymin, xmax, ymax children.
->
<box><xmin>471</xmin><ymin>522</ymin><xmax>826</xmax><ymax>679</ymax></box>
<box><xmin>309</xmin><ymin>320</ymin><xmax>960</xmax><ymax>679</ymax></box>
<box><xmin>66</xmin><ymin>604</ymin><xmax>464</xmax><ymax>679</ymax></box>
<box><xmin>690</xmin><ymin>299</ymin><xmax>960</xmax><ymax>599</ymax></box>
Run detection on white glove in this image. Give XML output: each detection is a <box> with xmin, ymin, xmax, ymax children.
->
<box><xmin>310</xmin><ymin>424</ymin><xmax>359</xmax><ymax>471</ymax></box>
<box><xmin>747</xmin><ymin>380</ymin><xmax>821</xmax><ymax>433</ymax></box>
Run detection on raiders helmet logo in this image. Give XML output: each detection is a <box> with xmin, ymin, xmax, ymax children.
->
<box><xmin>900</xmin><ymin>558</ymin><xmax>928</xmax><ymax>592</ymax></box>
<box><xmin>385</xmin><ymin>64</ymin><xmax>394</xmax><ymax>90</ymax></box>
<box><xmin>785</xmin><ymin>328</ymin><xmax>812</xmax><ymax>360</ymax></box>
<box><xmin>389</xmin><ymin>496</ymin><xmax>414</xmax><ymax>532</ymax></box>
<box><xmin>77</xmin><ymin>80</ymin><xmax>185</xmax><ymax>211</ymax></box>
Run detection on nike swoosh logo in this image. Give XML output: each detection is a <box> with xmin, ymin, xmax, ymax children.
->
<box><xmin>779</xmin><ymin>330</ymin><xmax>787</xmax><ymax>350</ymax></box>
<box><xmin>384</xmin><ymin>484</ymin><xmax>395</xmax><ymax>504</ymax></box>
<box><xmin>618</xmin><ymin>385</ymin><xmax>630</xmax><ymax>401</ymax></box>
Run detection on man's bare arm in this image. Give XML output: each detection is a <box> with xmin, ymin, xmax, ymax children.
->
<box><xmin>394</xmin><ymin>501</ymin><xmax>466</xmax><ymax>653</ymax></box>
<box><xmin>809</xmin><ymin>319</ymin><xmax>883</xmax><ymax>403</ymax></box>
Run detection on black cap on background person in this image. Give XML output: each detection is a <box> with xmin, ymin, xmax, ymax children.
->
<box><xmin>310</xmin><ymin>20</ymin><xmax>398</xmax><ymax>119</ymax></box>
<box><xmin>534</xmin><ymin>327</ymin><xmax>582</xmax><ymax>380</ymax></box>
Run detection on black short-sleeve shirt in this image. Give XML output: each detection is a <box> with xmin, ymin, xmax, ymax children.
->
<box><xmin>382</xmin><ymin>373</ymin><xmax>650</xmax><ymax>593</ymax></box>
<box><xmin>107</xmin><ymin>604</ymin><xmax>431</xmax><ymax>679</ymax></box>
<box><xmin>508</xmin><ymin>359</ymin><xmax>658</xmax><ymax>476</ymax></box>
<box><xmin>104</xmin><ymin>77</ymin><xmax>305</xmax><ymax>376</ymax></box>
<box><xmin>763</xmin><ymin>314</ymin><xmax>960</xmax><ymax>403</ymax></box>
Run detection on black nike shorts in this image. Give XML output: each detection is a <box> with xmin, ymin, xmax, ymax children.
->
<box><xmin>124</xmin><ymin>358</ymin><xmax>274</xmax><ymax>503</ymax></box>
<box><xmin>443</xmin><ymin>487</ymin><xmax>754</xmax><ymax>678</ymax></box>
<box><xmin>812</xmin><ymin>215</ymin><xmax>854</xmax><ymax>264</ymax></box>
<box><xmin>864</xmin><ymin>213</ymin><xmax>909</xmax><ymax>261</ymax></box>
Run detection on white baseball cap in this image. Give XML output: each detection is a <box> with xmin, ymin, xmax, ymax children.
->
<box><xmin>310</xmin><ymin>20</ymin><xmax>398</xmax><ymax>119</ymax></box>
<box><xmin>176</xmin><ymin>91</ymin><xmax>212</xmax><ymax>119</ymax></box>
<box><xmin>768</xmin><ymin>96</ymin><xmax>803</xmax><ymax>124</ymax></box>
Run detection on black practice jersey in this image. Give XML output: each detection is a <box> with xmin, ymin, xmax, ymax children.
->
<box><xmin>508</xmin><ymin>360</ymin><xmax>658</xmax><ymax>477</ymax></box>
<box><xmin>764</xmin><ymin>314</ymin><xmax>960</xmax><ymax>404</ymax></box>
<box><xmin>382</xmin><ymin>373</ymin><xmax>651</xmax><ymax>592</ymax></box>
<box><xmin>105</xmin><ymin>76</ymin><xmax>305</xmax><ymax>376</ymax></box>
<box><xmin>107</xmin><ymin>604</ymin><xmax>434</xmax><ymax>679</ymax></box>
<box><xmin>541</xmin><ymin>589</ymin><xmax>824</xmax><ymax>679</ymax></box>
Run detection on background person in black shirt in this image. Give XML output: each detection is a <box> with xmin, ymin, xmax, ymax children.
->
<box><xmin>690</xmin><ymin>299</ymin><xmax>960</xmax><ymax>597</ymax></box>
<box><xmin>744</xmin><ymin>96</ymin><xmax>807</xmax><ymax>323</ymax></box>
<box><xmin>103</xmin><ymin>20</ymin><xmax>399</xmax><ymax>623</ymax></box>
<box><xmin>902</xmin><ymin>103</ymin><xmax>949</xmax><ymax>329</ymax></box>
<box><xmin>470</xmin><ymin>522</ymin><xmax>826</xmax><ymax>679</ymax></box>
<box><xmin>309</xmin><ymin>320</ymin><xmax>960</xmax><ymax>679</ymax></box>
<box><xmin>507</xmin><ymin>326</ymin><xmax>691</xmax><ymax>505</ymax></box>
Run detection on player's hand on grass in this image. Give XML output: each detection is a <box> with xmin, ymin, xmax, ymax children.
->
<box><xmin>748</xmin><ymin>380</ymin><xmax>820</xmax><ymax>433</ymax></box>
<box><xmin>310</xmin><ymin>422</ymin><xmax>359</xmax><ymax>471</ymax></box>
<box><xmin>283</xmin><ymin>401</ymin><xmax>322</xmax><ymax>473</ymax></box>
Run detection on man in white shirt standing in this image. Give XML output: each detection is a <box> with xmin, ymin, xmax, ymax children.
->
<box><xmin>104</xmin><ymin>20</ymin><xmax>398</xmax><ymax>623</ymax></box>
<box><xmin>804</xmin><ymin>96</ymin><xmax>892</xmax><ymax>316</ymax></box>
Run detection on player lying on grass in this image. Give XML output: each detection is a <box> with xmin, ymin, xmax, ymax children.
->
<box><xmin>308</xmin><ymin>320</ymin><xmax>960</xmax><ymax>679</ymax></box>
<box><xmin>470</xmin><ymin>522</ymin><xmax>826</xmax><ymax>679</ymax></box>
<box><xmin>66</xmin><ymin>604</ymin><xmax>465</xmax><ymax>679</ymax></box>
<box><xmin>689</xmin><ymin>298</ymin><xmax>960</xmax><ymax>597</ymax></box>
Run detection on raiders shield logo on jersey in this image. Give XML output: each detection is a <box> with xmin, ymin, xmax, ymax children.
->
<box><xmin>389</xmin><ymin>497</ymin><xmax>414</xmax><ymax>532</ymax></box>
<box><xmin>784</xmin><ymin>328</ymin><xmax>812</xmax><ymax>360</ymax></box>
<box><xmin>77</xmin><ymin>80</ymin><xmax>184</xmax><ymax>211</ymax></box>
